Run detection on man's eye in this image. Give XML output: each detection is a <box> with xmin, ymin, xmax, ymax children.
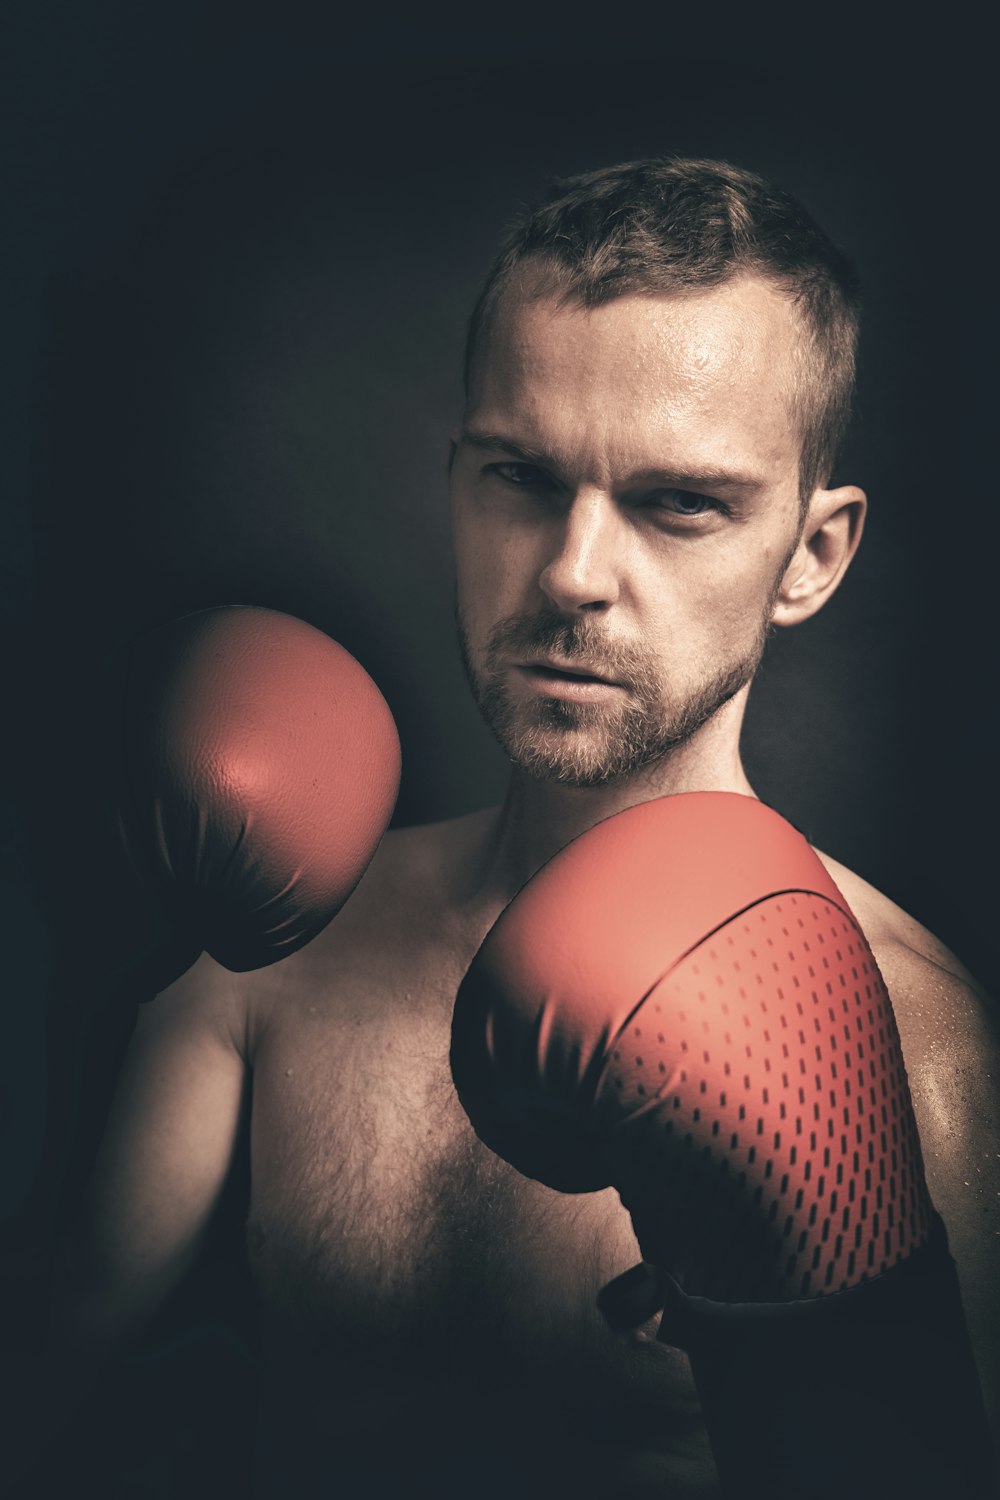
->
<box><xmin>491</xmin><ymin>462</ymin><xmax>550</xmax><ymax>487</ymax></box>
<box><xmin>649</xmin><ymin>489</ymin><xmax>717</xmax><ymax>516</ymax></box>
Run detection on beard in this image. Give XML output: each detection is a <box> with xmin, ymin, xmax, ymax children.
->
<box><xmin>457</xmin><ymin>604</ymin><xmax>773</xmax><ymax>790</ymax></box>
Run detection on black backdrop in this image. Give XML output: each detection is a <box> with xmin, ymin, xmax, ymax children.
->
<box><xmin>1</xmin><ymin>8</ymin><xmax>995</xmax><ymax>1493</ymax></box>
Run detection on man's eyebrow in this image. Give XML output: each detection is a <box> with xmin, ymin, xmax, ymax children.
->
<box><xmin>457</xmin><ymin>430</ymin><xmax>554</xmax><ymax>467</ymax></box>
<box><xmin>636</xmin><ymin>466</ymin><xmax>770</xmax><ymax>495</ymax></box>
<box><xmin>457</xmin><ymin>429</ymin><xmax>769</xmax><ymax>494</ymax></box>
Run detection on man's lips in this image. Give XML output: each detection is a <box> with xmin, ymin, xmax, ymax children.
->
<box><xmin>517</xmin><ymin>657</ymin><xmax>625</xmax><ymax>688</ymax></box>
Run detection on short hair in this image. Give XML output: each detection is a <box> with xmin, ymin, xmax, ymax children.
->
<box><xmin>464</xmin><ymin>158</ymin><xmax>862</xmax><ymax>498</ymax></box>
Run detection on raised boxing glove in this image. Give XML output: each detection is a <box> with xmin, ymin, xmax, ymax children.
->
<box><xmin>451</xmin><ymin>793</ymin><xmax>994</xmax><ymax>1497</ymax></box>
<box><xmin>115</xmin><ymin>605</ymin><xmax>400</xmax><ymax>973</ymax></box>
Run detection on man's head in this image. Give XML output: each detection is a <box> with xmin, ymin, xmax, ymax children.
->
<box><xmin>451</xmin><ymin>159</ymin><xmax>866</xmax><ymax>789</ymax></box>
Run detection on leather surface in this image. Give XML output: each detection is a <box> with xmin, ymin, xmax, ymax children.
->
<box><xmin>117</xmin><ymin>605</ymin><xmax>401</xmax><ymax>971</ymax></box>
<box><xmin>451</xmin><ymin>793</ymin><xmax>933</xmax><ymax>1301</ymax></box>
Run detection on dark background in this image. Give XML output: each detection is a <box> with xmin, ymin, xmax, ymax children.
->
<box><xmin>1</xmin><ymin>7</ymin><xmax>994</xmax><ymax>1495</ymax></box>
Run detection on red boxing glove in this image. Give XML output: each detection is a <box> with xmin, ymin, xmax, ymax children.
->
<box><xmin>452</xmin><ymin>792</ymin><xmax>933</xmax><ymax>1298</ymax></box>
<box><xmin>451</xmin><ymin>794</ymin><xmax>994</xmax><ymax>1496</ymax></box>
<box><xmin>116</xmin><ymin>606</ymin><xmax>400</xmax><ymax>972</ymax></box>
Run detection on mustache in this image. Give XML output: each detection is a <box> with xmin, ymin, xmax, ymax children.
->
<box><xmin>484</xmin><ymin>609</ymin><xmax>655</xmax><ymax>689</ymax></box>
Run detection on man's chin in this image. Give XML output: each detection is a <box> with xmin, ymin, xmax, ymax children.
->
<box><xmin>498</xmin><ymin>723</ymin><xmax>660</xmax><ymax>790</ymax></box>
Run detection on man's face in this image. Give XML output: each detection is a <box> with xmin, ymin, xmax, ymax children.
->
<box><xmin>450</xmin><ymin>273</ymin><xmax>808</xmax><ymax>788</ymax></box>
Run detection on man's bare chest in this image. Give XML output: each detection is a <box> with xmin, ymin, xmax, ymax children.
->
<box><xmin>240</xmin><ymin>923</ymin><xmax>713</xmax><ymax>1474</ymax></box>
<box><xmin>246</xmin><ymin>928</ymin><xmax>630</xmax><ymax>1335</ymax></box>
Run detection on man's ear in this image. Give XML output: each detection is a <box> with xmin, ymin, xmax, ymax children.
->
<box><xmin>771</xmin><ymin>485</ymin><xmax>867</xmax><ymax>627</ymax></box>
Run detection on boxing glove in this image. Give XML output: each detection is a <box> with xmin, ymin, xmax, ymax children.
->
<box><xmin>115</xmin><ymin>605</ymin><xmax>400</xmax><ymax>973</ymax></box>
<box><xmin>451</xmin><ymin>793</ymin><xmax>994</xmax><ymax>1496</ymax></box>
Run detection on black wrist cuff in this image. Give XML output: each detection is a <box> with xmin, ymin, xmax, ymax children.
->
<box><xmin>637</xmin><ymin>1215</ymin><xmax>994</xmax><ymax>1498</ymax></box>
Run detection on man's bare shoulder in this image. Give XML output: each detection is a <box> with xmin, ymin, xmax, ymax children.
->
<box><xmin>815</xmin><ymin>848</ymin><xmax>999</xmax><ymax>1183</ymax></box>
<box><xmin>318</xmin><ymin>806</ymin><xmax>499</xmax><ymax>939</ymax></box>
<box><xmin>812</xmin><ymin>848</ymin><xmax>997</xmax><ymax>1078</ymax></box>
<box><xmin>815</xmin><ymin>848</ymin><xmax>988</xmax><ymax>996</ymax></box>
<box><xmin>233</xmin><ymin>808</ymin><xmax>499</xmax><ymax>1030</ymax></box>
<box><xmin>814</xmin><ymin>855</ymin><xmax>1000</xmax><ymax>1437</ymax></box>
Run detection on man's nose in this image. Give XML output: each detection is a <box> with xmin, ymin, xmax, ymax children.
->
<box><xmin>537</xmin><ymin>492</ymin><xmax>624</xmax><ymax>613</ymax></box>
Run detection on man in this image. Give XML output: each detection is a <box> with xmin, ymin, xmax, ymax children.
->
<box><xmin>41</xmin><ymin>159</ymin><xmax>999</xmax><ymax>1494</ymax></box>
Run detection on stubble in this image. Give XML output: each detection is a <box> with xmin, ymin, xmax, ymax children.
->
<box><xmin>457</xmin><ymin>604</ymin><xmax>773</xmax><ymax>789</ymax></box>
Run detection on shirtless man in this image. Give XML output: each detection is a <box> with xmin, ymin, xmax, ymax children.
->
<box><xmin>49</xmin><ymin>159</ymin><xmax>999</xmax><ymax>1495</ymax></box>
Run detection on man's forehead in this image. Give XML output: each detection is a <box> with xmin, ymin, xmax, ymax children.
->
<box><xmin>467</xmin><ymin>274</ymin><xmax>805</xmax><ymax>482</ymax></box>
<box><xmin>479</xmin><ymin>271</ymin><xmax>805</xmax><ymax>383</ymax></box>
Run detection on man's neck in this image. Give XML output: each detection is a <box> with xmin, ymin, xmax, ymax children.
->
<box><xmin>464</xmin><ymin>697</ymin><xmax>756</xmax><ymax>908</ymax></box>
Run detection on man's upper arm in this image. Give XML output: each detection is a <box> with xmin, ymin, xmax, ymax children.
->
<box><xmin>881</xmin><ymin>939</ymin><xmax>1000</xmax><ymax>1446</ymax></box>
<box><xmin>57</xmin><ymin>953</ymin><xmax>250</xmax><ymax>1352</ymax></box>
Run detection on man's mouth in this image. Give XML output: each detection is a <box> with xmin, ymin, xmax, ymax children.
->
<box><xmin>516</xmin><ymin>657</ymin><xmax>627</xmax><ymax>695</ymax></box>
<box><xmin>525</xmin><ymin>656</ymin><xmax>619</xmax><ymax>681</ymax></box>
